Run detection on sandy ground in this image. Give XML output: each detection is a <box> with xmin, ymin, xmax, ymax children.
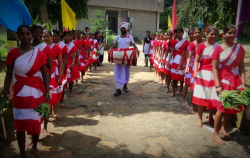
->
<box><xmin>1</xmin><ymin>44</ymin><xmax>250</xmax><ymax>158</ymax></box>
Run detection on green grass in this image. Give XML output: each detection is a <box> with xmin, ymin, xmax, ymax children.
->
<box><xmin>245</xmin><ymin>51</ymin><xmax>250</xmax><ymax>58</ymax></box>
<box><xmin>0</xmin><ymin>33</ymin><xmax>7</xmax><ymax>60</ymax></box>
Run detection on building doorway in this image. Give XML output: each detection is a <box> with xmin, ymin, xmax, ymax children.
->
<box><xmin>106</xmin><ymin>10</ymin><xmax>118</xmax><ymax>35</ymax></box>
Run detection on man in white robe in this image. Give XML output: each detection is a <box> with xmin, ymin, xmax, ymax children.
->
<box><xmin>110</xmin><ymin>22</ymin><xmax>138</xmax><ymax>96</ymax></box>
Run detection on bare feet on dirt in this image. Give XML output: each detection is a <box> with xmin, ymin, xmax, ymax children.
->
<box><xmin>196</xmin><ymin>119</ymin><xmax>203</xmax><ymax>128</ymax></box>
<box><xmin>52</xmin><ymin>115</ymin><xmax>61</xmax><ymax>120</ymax></box>
<box><xmin>32</xmin><ymin>147</ymin><xmax>42</xmax><ymax>157</ymax></box>
<box><xmin>43</xmin><ymin>130</ymin><xmax>51</xmax><ymax>138</ymax></box>
<box><xmin>181</xmin><ymin>100</ymin><xmax>186</xmax><ymax>107</ymax></box>
<box><xmin>188</xmin><ymin>107</ymin><xmax>195</xmax><ymax>114</ymax></box>
<box><xmin>60</xmin><ymin>103</ymin><xmax>65</xmax><ymax>108</ymax></box>
<box><xmin>212</xmin><ymin>133</ymin><xmax>225</xmax><ymax>145</ymax></box>
<box><xmin>220</xmin><ymin>129</ymin><xmax>230</xmax><ymax>138</ymax></box>
<box><xmin>26</xmin><ymin>137</ymin><xmax>33</xmax><ymax>146</ymax></box>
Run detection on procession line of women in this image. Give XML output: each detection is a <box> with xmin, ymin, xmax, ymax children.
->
<box><xmin>3</xmin><ymin>24</ymin><xmax>105</xmax><ymax>158</ymax></box>
<box><xmin>148</xmin><ymin>25</ymin><xmax>246</xmax><ymax>145</ymax></box>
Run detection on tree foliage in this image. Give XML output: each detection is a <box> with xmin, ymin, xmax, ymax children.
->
<box><xmin>177</xmin><ymin>0</ymin><xmax>237</xmax><ymax>29</ymax></box>
<box><xmin>90</xmin><ymin>10</ymin><xmax>106</xmax><ymax>32</ymax></box>
<box><xmin>24</xmin><ymin>0</ymin><xmax>89</xmax><ymax>24</ymax></box>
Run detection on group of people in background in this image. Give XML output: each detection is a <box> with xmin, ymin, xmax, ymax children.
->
<box><xmin>3</xmin><ymin>24</ymin><xmax>105</xmax><ymax>158</ymax></box>
<box><xmin>145</xmin><ymin>25</ymin><xmax>246</xmax><ymax>145</ymax></box>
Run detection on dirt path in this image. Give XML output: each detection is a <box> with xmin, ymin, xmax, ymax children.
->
<box><xmin>1</xmin><ymin>45</ymin><xmax>250</xmax><ymax>158</ymax></box>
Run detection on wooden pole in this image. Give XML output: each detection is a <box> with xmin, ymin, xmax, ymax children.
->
<box><xmin>0</xmin><ymin>110</ymin><xmax>7</xmax><ymax>139</ymax></box>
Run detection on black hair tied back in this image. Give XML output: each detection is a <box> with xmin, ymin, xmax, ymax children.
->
<box><xmin>17</xmin><ymin>25</ymin><xmax>32</xmax><ymax>34</ymax></box>
<box><xmin>43</xmin><ymin>29</ymin><xmax>52</xmax><ymax>36</ymax></box>
<box><xmin>63</xmin><ymin>31</ymin><xmax>70</xmax><ymax>37</ymax></box>
<box><xmin>207</xmin><ymin>26</ymin><xmax>218</xmax><ymax>34</ymax></box>
<box><xmin>176</xmin><ymin>28</ymin><xmax>184</xmax><ymax>33</ymax></box>
<box><xmin>194</xmin><ymin>26</ymin><xmax>203</xmax><ymax>32</ymax></box>
<box><xmin>31</xmin><ymin>24</ymin><xmax>43</xmax><ymax>32</ymax></box>
<box><xmin>52</xmin><ymin>29</ymin><xmax>61</xmax><ymax>36</ymax></box>
<box><xmin>223</xmin><ymin>24</ymin><xmax>236</xmax><ymax>34</ymax></box>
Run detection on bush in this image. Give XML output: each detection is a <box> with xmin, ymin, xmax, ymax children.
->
<box><xmin>0</xmin><ymin>33</ymin><xmax>7</xmax><ymax>60</ymax></box>
<box><xmin>106</xmin><ymin>34</ymin><xmax>116</xmax><ymax>45</ymax></box>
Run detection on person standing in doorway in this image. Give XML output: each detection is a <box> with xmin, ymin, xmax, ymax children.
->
<box><xmin>143</xmin><ymin>31</ymin><xmax>151</xmax><ymax>67</ymax></box>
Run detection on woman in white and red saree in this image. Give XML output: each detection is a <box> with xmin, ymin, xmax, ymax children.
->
<box><xmin>148</xmin><ymin>34</ymin><xmax>155</xmax><ymax>72</ymax></box>
<box><xmin>52</xmin><ymin>30</ymin><xmax>68</xmax><ymax>108</ymax></box>
<box><xmin>153</xmin><ymin>37</ymin><xmax>159</xmax><ymax>77</ymax></box>
<box><xmin>92</xmin><ymin>32</ymin><xmax>100</xmax><ymax>70</ymax></box>
<box><xmin>31</xmin><ymin>25</ymin><xmax>55</xmax><ymax>140</ymax></box>
<box><xmin>192</xmin><ymin>27</ymin><xmax>219</xmax><ymax>128</ymax></box>
<box><xmin>163</xmin><ymin>31</ymin><xmax>173</xmax><ymax>93</ymax></box>
<box><xmin>181</xmin><ymin>28</ymin><xmax>197</xmax><ymax>114</ymax></box>
<box><xmin>212</xmin><ymin>25</ymin><xmax>246</xmax><ymax>145</ymax></box>
<box><xmin>64</xmin><ymin>31</ymin><xmax>80</xmax><ymax>97</ymax></box>
<box><xmin>4</xmin><ymin>25</ymin><xmax>50</xmax><ymax>158</ymax></box>
<box><xmin>43</xmin><ymin>30</ymin><xmax>65</xmax><ymax>121</ymax></box>
<box><xmin>168</xmin><ymin>28</ymin><xmax>189</xmax><ymax>97</ymax></box>
<box><xmin>79</xmin><ymin>33</ymin><xmax>88</xmax><ymax>82</ymax></box>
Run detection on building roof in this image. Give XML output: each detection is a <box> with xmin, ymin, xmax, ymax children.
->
<box><xmin>88</xmin><ymin>0</ymin><xmax>164</xmax><ymax>12</ymax></box>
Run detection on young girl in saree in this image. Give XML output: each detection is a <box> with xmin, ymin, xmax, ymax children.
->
<box><xmin>31</xmin><ymin>25</ymin><xmax>55</xmax><ymax>139</ymax></box>
<box><xmin>4</xmin><ymin>25</ymin><xmax>50</xmax><ymax>158</ymax></box>
<box><xmin>92</xmin><ymin>32</ymin><xmax>100</xmax><ymax>70</ymax></box>
<box><xmin>148</xmin><ymin>34</ymin><xmax>155</xmax><ymax>72</ymax></box>
<box><xmin>153</xmin><ymin>36</ymin><xmax>159</xmax><ymax>76</ymax></box>
<box><xmin>167</xmin><ymin>28</ymin><xmax>189</xmax><ymax>97</ymax></box>
<box><xmin>43</xmin><ymin>30</ymin><xmax>64</xmax><ymax>121</ymax></box>
<box><xmin>52</xmin><ymin>30</ymin><xmax>68</xmax><ymax>108</ymax></box>
<box><xmin>64</xmin><ymin>31</ymin><xmax>79</xmax><ymax>97</ymax></box>
<box><xmin>163</xmin><ymin>31</ymin><xmax>173</xmax><ymax>93</ymax></box>
<box><xmin>192</xmin><ymin>27</ymin><xmax>219</xmax><ymax>127</ymax></box>
<box><xmin>183</xmin><ymin>27</ymin><xmax>204</xmax><ymax>114</ymax></box>
<box><xmin>180</xmin><ymin>28</ymin><xmax>196</xmax><ymax>112</ymax></box>
<box><xmin>157</xmin><ymin>34</ymin><xmax>165</xmax><ymax>84</ymax></box>
<box><xmin>79</xmin><ymin>33</ymin><xmax>88</xmax><ymax>82</ymax></box>
<box><xmin>212</xmin><ymin>25</ymin><xmax>245</xmax><ymax>144</ymax></box>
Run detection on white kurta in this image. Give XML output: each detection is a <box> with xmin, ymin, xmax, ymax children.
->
<box><xmin>113</xmin><ymin>35</ymin><xmax>135</xmax><ymax>89</ymax></box>
<box><xmin>144</xmin><ymin>43</ymin><xmax>150</xmax><ymax>55</ymax></box>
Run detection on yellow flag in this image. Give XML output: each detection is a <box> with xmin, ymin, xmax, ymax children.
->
<box><xmin>61</xmin><ymin>0</ymin><xmax>77</xmax><ymax>30</ymax></box>
<box><xmin>168</xmin><ymin>15</ymin><xmax>172</xmax><ymax>30</ymax></box>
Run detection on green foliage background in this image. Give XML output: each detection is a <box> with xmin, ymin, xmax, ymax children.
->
<box><xmin>24</xmin><ymin>0</ymin><xmax>89</xmax><ymax>24</ymax></box>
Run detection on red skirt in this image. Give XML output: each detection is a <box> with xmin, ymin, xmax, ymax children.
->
<box><xmin>213</xmin><ymin>68</ymin><xmax>244</xmax><ymax>114</ymax></box>
<box><xmin>170</xmin><ymin>54</ymin><xmax>185</xmax><ymax>81</ymax></box>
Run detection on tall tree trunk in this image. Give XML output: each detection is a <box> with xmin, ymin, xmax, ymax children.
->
<box><xmin>40</xmin><ymin>3</ymin><xmax>49</xmax><ymax>28</ymax></box>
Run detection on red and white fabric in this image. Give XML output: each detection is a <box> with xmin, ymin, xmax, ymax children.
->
<box><xmin>164</xmin><ymin>39</ymin><xmax>173</xmax><ymax>76</ymax></box>
<box><xmin>34</xmin><ymin>43</ymin><xmax>58</xmax><ymax>104</ymax></box>
<box><xmin>92</xmin><ymin>39</ymin><xmax>99</xmax><ymax>63</ymax></box>
<box><xmin>149</xmin><ymin>40</ymin><xmax>154</xmax><ymax>63</ymax></box>
<box><xmin>79</xmin><ymin>39</ymin><xmax>88</xmax><ymax>71</ymax></box>
<box><xmin>49</xmin><ymin>43</ymin><xmax>66</xmax><ymax>103</ymax></box>
<box><xmin>6</xmin><ymin>48</ymin><xmax>47</xmax><ymax>135</ymax></box>
<box><xmin>212</xmin><ymin>44</ymin><xmax>245</xmax><ymax>114</ymax></box>
<box><xmin>184</xmin><ymin>41</ymin><xmax>198</xmax><ymax>90</ymax></box>
<box><xmin>157</xmin><ymin>41</ymin><xmax>164</xmax><ymax>73</ymax></box>
<box><xmin>66</xmin><ymin>41</ymin><xmax>80</xmax><ymax>83</ymax></box>
<box><xmin>153</xmin><ymin>40</ymin><xmax>159</xmax><ymax>68</ymax></box>
<box><xmin>170</xmin><ymin>39</ymin><xmax>189</xmax><ymax>81</ymax></box>
<box><xmin>192</xmin><ymin>42</ymin><xmax>219</xmax><ymax>108</ymax></box>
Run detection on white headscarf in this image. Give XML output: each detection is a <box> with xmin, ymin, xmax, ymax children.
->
<box><xmin>119</xmin><ymin>22</ymin><xmax>130</xmax><ymax>42</ymax></box>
